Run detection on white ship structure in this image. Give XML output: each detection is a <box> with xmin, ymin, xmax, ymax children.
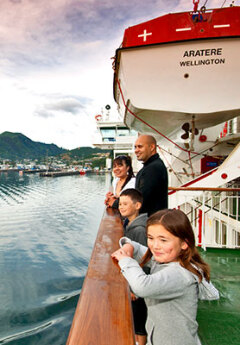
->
<box><xmin>93</xmin><ymin>105</ymin><xmax>139</xmax><ymax>171</ymax></box>
<box><xmin>111</xmin><ymin>2</ymin><xmax>240</xmax><ymax>249</ymax></box>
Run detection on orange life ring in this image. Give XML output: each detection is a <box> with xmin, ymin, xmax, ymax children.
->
<box><xmin>95</xmin><ymin>114</ymin><xmax>102</xmax><ymax>121</ymax></box>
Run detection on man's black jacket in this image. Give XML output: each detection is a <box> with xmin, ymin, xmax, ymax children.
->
<box><xmin>135</xmin><ymin>153</ymin><xmax>168</xmax><ymax>216</ymax></box>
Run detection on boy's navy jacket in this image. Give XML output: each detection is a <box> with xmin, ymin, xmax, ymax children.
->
<box><xmin>124</xmin><ymin>213</ymin><xmax>148</xmax><ymax>247</ymax></box>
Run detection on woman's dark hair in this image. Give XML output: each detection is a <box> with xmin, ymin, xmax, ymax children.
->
<box><xmin>141</xmin><ymin>209</ymin><xmax>210</xmax><ymax>282</ymax></box>
<box><xmin>113</xmin><ymin>155</ymin><xmax>134</xmax><ymax>190</ymax></box>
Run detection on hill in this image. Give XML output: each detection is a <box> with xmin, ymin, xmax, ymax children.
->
<box><xmin>65</xmin><ymin>146</ymin><xmax>112</xmax><ymax>160</ymax></box>
<box><xmin>0</xmin><ymin>132</ymin><xmax>112</xmax><ymax>162</ymax></box>
<box><xmin>0</xmin><ymin>132</ymin><xmax>66</xmax><ymax>160</ymax></box>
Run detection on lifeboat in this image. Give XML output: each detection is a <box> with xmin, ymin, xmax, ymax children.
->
<box><xmin>113</xmin><ymin>5</ymin><xmax>240</xmax><ymax>140</ymax></box>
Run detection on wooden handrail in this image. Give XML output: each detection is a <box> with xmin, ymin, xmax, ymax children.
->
<box><xmin>169</xmin><ymin>187</ymin><xmax>240</xmax><ymax>192</ymax></box>
<box><xmin>66</xmin><ymin>208</ymin><xmax>135</xmax><ymax>345</ymax></box>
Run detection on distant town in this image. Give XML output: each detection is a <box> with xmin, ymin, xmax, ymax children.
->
<box><xmin>0</xmin><ymin>152</ymin><xmax>112</xmax><ymax>173</ymax></box>
<box><xmin>0</xmin><ymin>131</ymin><xmax>113</xmax><ymax>173</ymax></box>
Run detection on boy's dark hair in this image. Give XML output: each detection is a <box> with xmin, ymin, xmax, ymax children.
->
<box><xmin>120</xmin><ymin>188</ymin><xmax>143</xmax><ymax>204</ymax></box>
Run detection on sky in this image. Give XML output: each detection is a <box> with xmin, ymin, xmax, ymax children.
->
<box><xmin>0</xmin><ymin>0</ymin><xmax>235</xmax><ymax>149</ymax></box>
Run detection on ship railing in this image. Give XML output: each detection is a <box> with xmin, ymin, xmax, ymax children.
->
<box><xmin>66</xmin><ymin>208</ymin><xmax>135</xmax><ymax>345</ymax></box>
<box><xmin>169</xmin><ymin>186</ymin><xmax>240</xmax><ymax>249</ymax></box>
<box><xmin>224</xmin><ymin>116</ymin><xmax>240</xmax><ymax>136</ymax></box>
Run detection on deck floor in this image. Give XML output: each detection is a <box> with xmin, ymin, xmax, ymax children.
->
<box><xmin>197</xmin><ymin>248</ymin><xmax>240</xmax><ymax>345</ymax></box>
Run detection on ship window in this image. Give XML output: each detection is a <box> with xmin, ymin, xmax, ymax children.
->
<box><xmin>215</xmin><ymin>220</ymin><xmax>227</xmax><ymax>246</ymax></box>
<box><xmin>231</xmin><ymin>229</ymin><xmax>240</xmax><ymax>247</ymax></box>
<box><xmin>194</xmin><ymin>209</ymin><xmax>197</xmax><ymax>227</ymax></box>
<box><xmin>130</xmin><ymin>129</ymin><xmax>138</xmax><ymax>136</ymax></box>
<box><xmin>215</xmin><ymin>220</ymin><xmax>220</xmax><ymax>244</ymax></box>
<box><xmin>103</xmin><ymin>138</ymin><xmax>116</xmax><ymax>142</ymax></box>
<box><xmin>100</xmin><ymin>128</ymin><xmax>116</xmax><ymax>139</ymax></box>
<box><xmin>222</xmin><ymin>223</ymin><xmax>227</xmax><ymax>245</ymax></box>
<box><xmin>236</xmin><ymin>231</ymin><xmax>240</xmax><ymax>247</ymax></box>
<box><xmin>189</xmin><ymin>206</ymin><xmax>194</xmax><ymax>223</ymax></box>
<box><xmin>117</xmin><ymin>128</ymin><xmax>130</xmax><ymax>136</ymax></box>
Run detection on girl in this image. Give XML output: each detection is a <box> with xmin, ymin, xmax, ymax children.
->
<box><xmin>111</xmin><ymin>209</ymin><xmax>219</xmax><ymax>345</ymax></box>
<box><xmin>105</xmin><ymin>155</ymin><xmax>135</xmax><ymax>208</ymax></box>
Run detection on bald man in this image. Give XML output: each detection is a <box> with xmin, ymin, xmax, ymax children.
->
<box><xmin>134</xmin><ymin>135</ymin><xmax>168</xmax><ymax>216</ymax></box>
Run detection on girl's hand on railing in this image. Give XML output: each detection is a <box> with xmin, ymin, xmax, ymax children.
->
<box><xmin>111</xmin><ymin>244</ymin><xmax>133</xmax><ymax>261</ymax></box>
<box><xmin>121</xmin><ymin>243</ymin><xmax>134</xmax><ymax>257</ymax></box>
<box><xmin>111</xmin><ymin>248</ymin><xmax>129</xmax><ymax>261</ymax></box>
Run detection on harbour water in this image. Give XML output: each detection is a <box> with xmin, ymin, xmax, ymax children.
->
<box><xmin>0</xmin><ymin>171</ymin><xmax>110</xmax><ymax>345</ymax></box>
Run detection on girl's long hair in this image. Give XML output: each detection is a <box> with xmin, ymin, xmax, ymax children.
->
<box><xmin>140</xmin><ymin>209</ymin><xmax>210</xmax><ymax>282</ymax></box>
<box><xmin>113</xmin><ymin>155</ymin><xmax>134</xmax><ymax>190</ymax></box>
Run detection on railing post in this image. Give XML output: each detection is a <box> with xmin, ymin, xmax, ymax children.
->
<box><xmin>219</xmin><ymin>194</ymin><xmax>222</xmax><ymax>245</ymax></box>
<box><xmin>198</xmin><ymin>209</ymin><xmax>202</xmax><ymax>247</ymax></box>
<box><xmin>202</xmin><ymin>192</ymin><xmax>206</xmax><ymax>251</ymax></box>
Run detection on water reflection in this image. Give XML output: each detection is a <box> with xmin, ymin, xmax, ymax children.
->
<box><xmin>0</xmin><ymin>171</ymin><xmax>111</xmax><ymax>344</ymax></box>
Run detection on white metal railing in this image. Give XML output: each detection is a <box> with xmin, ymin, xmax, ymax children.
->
<box><xmin>218</xmin><ymin>116</ymin><xmax>240</xmax><ymax>138</ymax></box>
<box><xmin>226</xmin><ymin>116</ymin><xmax>240</xmax><ymax>136</ymax></box>
<box><xmin>169</xmin><ymin>187</ymin><xmax>240</xmax><ymax>249</ymax></box>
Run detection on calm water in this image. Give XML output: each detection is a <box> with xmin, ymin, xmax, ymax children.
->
<box><xmin>0</xmin><ymin>171</ymin><xmax>110</xmax><ymax>345</ymax></box>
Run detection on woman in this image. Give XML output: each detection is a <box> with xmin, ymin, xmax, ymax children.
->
<box><xmin>105</xmin><ymin>155</ymin><xmax>135</xmax><ymax>208</ymax></box>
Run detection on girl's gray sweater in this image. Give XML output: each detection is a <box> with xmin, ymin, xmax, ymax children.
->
<box><xmin>118</xmin><ymin>240</ymin><xmax>219</xmax><ymax>345</ymax></box>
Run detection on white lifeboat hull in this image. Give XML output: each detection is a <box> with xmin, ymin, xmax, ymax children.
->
<box><xmin>115</xmin><ymin>37</ymin><xmax>240</xmax><ymax>138</ymax></box>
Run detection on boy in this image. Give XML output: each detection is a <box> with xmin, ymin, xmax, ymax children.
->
<box><xmin>119</xmin><ymin>188</ymin><xmax>148</xmax><ymax>345</ymax></box>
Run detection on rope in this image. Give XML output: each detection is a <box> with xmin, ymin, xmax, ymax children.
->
<box><xmin>157</xmin><ymin>146</ymin><xmax>192</xmax><ymax>166</ymax></box>
<box><xmin>203</xmin><ymin>0</ymin><xmax>209</xmax><ymax>7</ymax></box>
<box><xmin>188</xmin><ymin>151</ymin><xmax>195</xmax><ymax>178</ymax></box>
<box><xmin>187</xmin><ymin>141</ymin><xmax>220</xmax><ymax>162</ymax></box>
<box><xmin>157</xmin><ymin>145</ymin><xmax>183</xmax><ymax>184</ymax></box>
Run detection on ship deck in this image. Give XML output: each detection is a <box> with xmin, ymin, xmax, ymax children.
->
<box><xmin>198</xmin><ymin>248</ymin><xmax>240</xmax><ymax>345</ymax></box>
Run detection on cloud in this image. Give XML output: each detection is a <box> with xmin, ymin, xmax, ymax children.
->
<box><xmin>34</xmin><ymin>95</ymin><xmax>92</xmax><ymax>119</ymax></box>
<box><xmin>46</xmin><ymin>99</ymin><xmax>83</xmax><ymax>114</ymax></box>
<box><xmin>0</xmin><ymin>1</ymin><xmax>179</xmax><ymax>69</ymax></box>
<box><xmin>0</xmin><ymin>0</ymin><xmax>210</xmax><ymax>78</ymax></box>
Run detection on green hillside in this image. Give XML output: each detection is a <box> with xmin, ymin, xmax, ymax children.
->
<box><xmin>0</xmin><ymin>132</ymin><xmax>112</xmax><ymax>162</ymax></box>
<box><xmin>66</xmin><ymin>146</ymin><xmax>112</xmax><ymax>160</ymax></box>
<box><xmin>0</xmin><ymin>132</ymin><xmax>66</xmax><ymax>160</ymax></box>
